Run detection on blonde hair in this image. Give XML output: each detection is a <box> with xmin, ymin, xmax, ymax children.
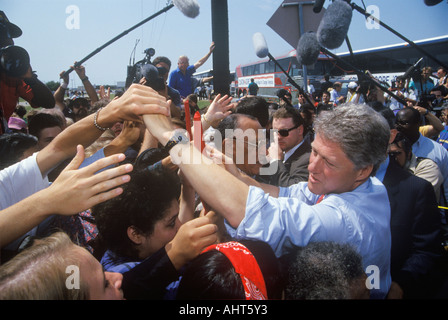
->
<box><xmin>0</xmin><ymin>232</ymin><xmax>90</xmax><ymax>300</ymax></box>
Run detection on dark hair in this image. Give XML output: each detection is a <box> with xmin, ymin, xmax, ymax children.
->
<box><xmin>299</xmin><ymin>104</ymin><xmax>315</xmax><ymax>137</ymax></box>
<box><xmin>216</xmin><ymin>113</ymin><xmax>258</xmax><ymax>143</ymax></box>
<box><xmin>369</xmin><ymin>103</ymin><xmax>395</xmax><ymax>130</ymax></box>
<box><xmin>14</xmin><ymin>105</ymin><xmax>27</xmax><ymax>118</ymax></box>
<box><xmin>152</xmin><ymin>56</ymin><xmax>172</xmax><ymax>69</ymax></box>
<box><xmin>28</xmin><ymin>112</ymin><xmax>64</xmax><ymax>138</ymax></box>
<box><xmin>392</xmin><ymin>131</ymin><xmax>412</xmax><ymax>156</ymax></box>
<box><xmin>282</xmin><ymin>241</ymin><xmax>365</xmax><ymax>300</ymax></box>
<box><xmin>272</xmin><ymin>105</ymin><xmax>304</xmax><ymax>128</ymax></box>
<box><xmin>176</xmin><ymin>239</ymin><xmax>284</xmax><ymax>300</ymax></box>
<box><xmin>68</xmin><ymin>97</ymin><xmax>89</xmax><ymax>110</ymax></box>
<box><xmin>0</xmin><ymin>133</ymin><xmax>38</xmax><ymax>170</ymax></box>
<box><xmin>235</xmin><ymin>96</ymin><xmax>269</xmax><ymax>128</ymax></box>
<box><xmin>92</xmin><ymin>164</ymin><xmax>181</xmax><ymax>261</ymax></box>
<box><xmin>186</xmin><ymin>94</ymin><xmax>198</xmax><ymax>104</ymax></box>
<box><xmin>133</xmin><ymin>147</ymin><xmax>169</xmax><ymax>171</ymax></box>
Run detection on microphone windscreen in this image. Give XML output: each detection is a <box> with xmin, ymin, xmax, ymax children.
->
<box><xmin>252</xmin><ymin>32</ymin><xmax>269</xmax><ymax>59</ymax></box>
<box><xmin>296</xmin><ymin>32</ymin><xmax>320</xmax><ymax>66</ymax></box>
<box><xmin>173</xmin><ymin>0</ymin><xmax>200</xmax><ymax>18</ymax></box>
<box><xmin>317</xmin><ymin>0</ymin><xmax>352</xmax><ymax>49</ymax></box>
<box><xmin>424</xmin><ymin>0</ymin><xmax>443</xmax><ymax>5</ymax></box>
<box><xmin>313</xmin><ymin>0</ymin><xmax>326</xmax><ymax>13</ymax></box>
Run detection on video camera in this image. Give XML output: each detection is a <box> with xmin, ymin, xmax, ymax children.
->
<box><xmin>125</xmin><ymin>47</ymin><xmax>166</xmax><ymax>92</ymax></box>
<box><xmin>0</xmin><ymin>45</ymin><xmax>30</xmax><ymax>78</ymax></box>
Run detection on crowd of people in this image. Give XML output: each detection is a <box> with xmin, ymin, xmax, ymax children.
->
<box><xmin>2</xmin><ymin>10</ymin><xmax>448</xmax><ymax>301</ymax></box>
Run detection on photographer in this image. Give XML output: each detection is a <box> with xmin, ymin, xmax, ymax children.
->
<box><xmin>0</xmin><ymin>11</ymin><xmax>55</xmax><ymax>134</ymax></box>
<box><xmin>408</xmin><ymin>66</ymin><xmax>435</xmax><ymax>102</ymax></box>
<box><xmin>137</xmin><ymin>63</ymin><xmax>181</xmax><ymax>119</ymax></box>
<box><xmin>429</xmin><ymin>85</ymin><xmax>448</xmax><ymax>112</ymax></box>
<box><xmin>388</xmin><ymin>76</ymin><xmax>417</xmax><ymax>114</ymax></box>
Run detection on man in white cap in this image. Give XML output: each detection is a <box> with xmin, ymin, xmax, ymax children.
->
<box><xmin>346</xmin><ymin>81</ymin><xmax>365</xmax><ymax>104</ymax></box>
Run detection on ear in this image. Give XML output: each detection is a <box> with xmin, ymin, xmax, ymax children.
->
<box><xmin>222</xmin><ymin>138</ymin><xmax>235</xmax><ymax>157</ymax></box>
<box><xmin>389</xmin><ymin>129</ymin><xmax>398</xmax><ymax>145</ymax></box>
<box><xmin>127</xmin><ymin>226</ymin><xmax>144</xmax><ymax>245</ymax></box>
<box><xmin>356</xmin><ymin>164</ymin><xmax>374</xmax><ymax>183</ymax></box>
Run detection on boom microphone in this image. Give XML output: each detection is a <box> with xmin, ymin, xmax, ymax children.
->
<box><xmin>317</xmin><ymin>0</ymin><xmax>352</xmax><ymax>49</ymax></box>
<box><xmin>252</xmin><ymin>32</ymin><xmax>269</xmax><ymax>59</ymax></box>
<box><xmin>296</xmin><ymin>32</ymin><xmax>320</xmax><ymax>66</ymax></box>
<box><xmin>313</xmin><ymin>0</ymin><xmax>326</xmax><ymax>13</ymax></box>
<box><xmin>61</xmin><ymin>0</ymin><xmax>200</xmax><ymax>78</ymax></box>
<box><xmin>173</xmin><ymin>0</ymin><xmax>200</xmax><ymax>18</ymax></box>
<box><xmin>251</xmin><ymin>33</ymin><xmax>314</xmax><ymax>106</ymax></box>
<box><xmin>402</xmin><ymin>57</ymin><xmax>424</xmax><ymax>79</ymax></box>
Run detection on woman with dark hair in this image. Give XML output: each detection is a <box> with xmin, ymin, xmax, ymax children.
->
<box><xmin>92</xmin><ymin>148</ymin><xmax>218</xmax><ymax>299</ymax></box>
<box><xmin>175</xmin><ymin>239</ymin><xmax>285</xmax><ymax>300</ymax></box>
<box><xmin>0</xmin><ymin>132</ymin><xmax>38</xmax><ymax>170</ymax></box>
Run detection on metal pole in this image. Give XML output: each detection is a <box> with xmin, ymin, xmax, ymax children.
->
<box><xmin>211</xmin><ymin>0</ymin><xmax>230</xmax><ymax>96</ymax></box>
<box><xmin>282</xmin><ymin>1</ymin><xmax>315</xmax><ymax>95</ymax></box>
<box><xmin>351</xmin><ymin>3</ymin><xmax>448</xmax><ymax>70</ymax></box>
<box><xmin>61</xmin><ymin>3</ymin><xmax>175</xmax><ymax>78</ymax></box>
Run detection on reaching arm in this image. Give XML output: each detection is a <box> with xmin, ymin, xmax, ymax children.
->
<box><xmin>195</xmin><ymin>94</ymin><xmax>233</xmax><ymax>135</ymax></box>
<box><xmin>143</xmin><ymin>112</ymin><xmax>249</xmax><ymax>228</ymax></box>
<box><xmin>205</xmin><ymin>144</ymin><xmax>280</xmax><ymax>197</ymax></box>
<box><xmin>36</xmin><ymin>84</ymin><xmax>170</xmax><ymax>176</ymax></box>
<box><xmin>54</xmin><ymin>71</ymin><xmax>69</xmax><ymax>111</ymax></box>
<box><xmin>193</xmin><ymin>42</ymin><xmax>215</xmax><ymax>70</ymax></box>
<box><xmin>103</xmin><ymin>120</ymin><xmax>142</xmax><ymax>157</ymax></box>
<box><xmin>0</xmin><ymin>146</ymin><xmax>133</xmax><ymax>248</ymax></box>
<box><xmin>73</xmin><ymin>62</ymin><xmax>99</xmax><ymax>103</ymax></box>
<box><xmin>414</xmin><ymin>105</ymin><xmax>444</xmax><ymax>138</ymax></box>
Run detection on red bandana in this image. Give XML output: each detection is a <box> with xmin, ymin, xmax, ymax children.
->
<box><xmin>202</xmin><ymin>241</ymin><xmax>268</xmax><ymax>300</ymax></box>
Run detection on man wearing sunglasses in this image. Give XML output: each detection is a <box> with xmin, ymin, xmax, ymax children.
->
<box><xmin>265</xmin><ymin>106</ymin><xmax>311</xmax><ymax>187</ymax></box>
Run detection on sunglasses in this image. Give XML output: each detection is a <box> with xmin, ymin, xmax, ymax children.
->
<box><xmin>278</xmin><ymin>125</ymin><xmax>299</xmax><ymax>137</ymax></box>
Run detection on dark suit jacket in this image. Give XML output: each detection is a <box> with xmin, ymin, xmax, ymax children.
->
<box><xmin>382</xmin><ymin>158</ymin><xmax>443</xmax><ymax>298</ymax></box>
<box><xmin>265</xmin><ymin>138</ymin><xmax>311</xmax><ymax>187</ymax></box>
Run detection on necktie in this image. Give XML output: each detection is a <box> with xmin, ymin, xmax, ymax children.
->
<box><xmin>316</xmin><ymin>194</ymin><xmax>325</xmax><ymax>204</ymax></box>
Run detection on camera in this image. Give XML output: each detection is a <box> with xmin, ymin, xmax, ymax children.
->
<box><xmin>125</xmin><ymin>47</ymin><xmax>166</xmax><ymax>92</ymax></box>
<box><xmin>0</xmin><ymin>45</ymin><xmax>30</xmax><ymax>78</ymax></box>
<box><xmin>419</xmin><ymin>94</ymin><xmax>436</xmax><ymax>110</ymax></box>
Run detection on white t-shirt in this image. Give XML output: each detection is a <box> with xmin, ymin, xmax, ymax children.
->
<box><xmin>0</xmin><ymin>153</ymin><xmax>52</xmax><ymax>250</ymax></box>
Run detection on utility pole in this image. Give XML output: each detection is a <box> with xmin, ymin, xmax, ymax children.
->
<box><xmin>211</xmin><ymin>0</ymin><xmax>230</xmax><ymax>96</ymax></box>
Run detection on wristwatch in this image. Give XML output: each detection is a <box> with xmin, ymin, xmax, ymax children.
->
<box><xmin>163</xmin><ymin>129</ymin><xmax>190</xmax><ymax>152</ymax></box>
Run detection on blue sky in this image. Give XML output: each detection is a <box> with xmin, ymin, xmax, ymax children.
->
<box><xmin>2</xmin><ymin>0</ymin><xmax>447</xmax><ymax>86</ymax></box>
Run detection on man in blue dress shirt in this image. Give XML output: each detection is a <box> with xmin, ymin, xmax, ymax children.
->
<box><xmin>143</xmin><ymin>103</ymin><xmax>392</xmax><ymax>299</ymax></box>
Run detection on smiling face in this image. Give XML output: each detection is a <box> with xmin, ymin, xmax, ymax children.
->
<box><xmin>307</xmin><ymin>134</ymin><xmax>370</xmax><ymax>195</ymax></box>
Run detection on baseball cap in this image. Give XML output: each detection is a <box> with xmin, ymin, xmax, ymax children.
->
<box><xmin>348</xmin><ymin>82</ymin><xmax>358</xmax><ymax>89</ymax></box>
<box><xmin>8</xmin><ymin>117</ymin><xmax>27</xmax><ymax>130</ymax></box>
